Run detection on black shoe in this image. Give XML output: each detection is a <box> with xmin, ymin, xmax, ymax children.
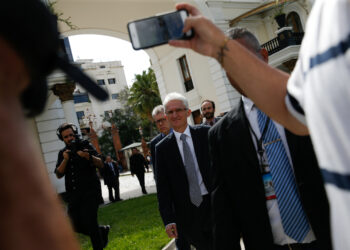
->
<box><xmin>101</xmin><ymin>225</ymin><xmax>110</xmax><ymax>248</ymax></box>
<box><xmin>113</xmin><ymin>198</ymin><xmax>123</xmax><ymax>202</ymax></box>
<box><xmin>142</xmin><ymin>190</ymin><xmax>148</xmax><ymax>195</ymax></box>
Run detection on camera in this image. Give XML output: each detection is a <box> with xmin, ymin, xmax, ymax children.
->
<box><xmin>67</xmin><ymin>137</ymin><xmax>91</xmax><ymax>156</ymax></box>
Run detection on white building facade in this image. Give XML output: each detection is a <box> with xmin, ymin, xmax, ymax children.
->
<box><xmin>73</xmin><ymin>59</ymin><xmax>128</xmax><ymax>132</ymax></box>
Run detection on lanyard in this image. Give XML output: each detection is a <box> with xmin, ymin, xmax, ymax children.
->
<box><xmin>248</xmin><ymin>116</ymin><xmax>270</xmax><ymax>173</ymax></box>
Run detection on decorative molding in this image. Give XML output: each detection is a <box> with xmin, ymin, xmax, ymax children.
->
<box><xmin>268</xmin><ymin>45</ymin><xmax>300</xmax><ymax>67</ymax></box>
<box><xmin>51</xmin><ymin>82</ymin><xmax>76</xmax><ymax>102</ymax></box>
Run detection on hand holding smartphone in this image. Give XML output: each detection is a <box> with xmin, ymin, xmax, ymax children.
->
<box><xmin>127</xmin><ymin>9</ymin><xmax>193</xmax><ymax>50</ymax></box>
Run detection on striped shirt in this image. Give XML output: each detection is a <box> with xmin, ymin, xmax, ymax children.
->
<box><xmin>286</xmin><ymin>1</ymin><xmax>350</xmax><ymax>249</ymax></box>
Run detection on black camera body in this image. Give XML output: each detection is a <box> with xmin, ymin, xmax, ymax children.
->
<box><xmin>67</xmin><ymin>137</ymin><xmax>91</xmax><ymax>156</ymax></box>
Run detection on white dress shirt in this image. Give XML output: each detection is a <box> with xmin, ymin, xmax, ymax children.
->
<box><xmin>173</xmin><ymin>125</ymin><xmax>208</xmax><ymax>195</ymax></box>
<box><xmin>242</xmin><ymin>96</ymin><xmax>315</xmax><ymax>245</ymax></box>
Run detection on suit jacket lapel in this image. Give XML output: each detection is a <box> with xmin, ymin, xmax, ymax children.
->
<box><xmin>225</xmin><ymin>101</ymin><xmax>261</xmax><ymax>174</ymax></box>
<box><xmin>226</xmin><ymin>101</ymin><xmax>265</xmax><ymax>200</ymax></box>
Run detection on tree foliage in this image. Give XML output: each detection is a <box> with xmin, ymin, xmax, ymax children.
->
<box><xmin>47</xmin><ymin>1</ymin><xmax>77</xmax><ymax>29</ymax></box>
<box><xmin>98</xmin><ymin>87</ymin><xmax>157</xmax><ymax>157</ymax></box>
<box><xmin>98</xmin><ymin>68</ymin><xmax>161</xmax><ymax>156</ymax></box>
<box><xmin>128</xmin><ymin>68</ymin><xmax>162</xmax><ymax>122</ymax></box>
<box><xmin>98</xmin><ymin>88</ymin><xmax>141</xmax><ymax>154</ymax></box>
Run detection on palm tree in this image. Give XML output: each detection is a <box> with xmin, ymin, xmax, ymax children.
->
<box><xmin>128</xmin><ymin>68</ymin><xmax>162</xmax><ymax>122</ymax></box>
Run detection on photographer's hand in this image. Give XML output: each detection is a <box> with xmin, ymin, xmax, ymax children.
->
<box><xmin>63</xmin><ymin>150</ymin><xmax>70</xmax><ymax>160</ymax></box>
<box><xmin>56</xmin><ymin>150</ymin><xmax>71</xmax><ymax>178</ymax></box>
<box><xmin>168</xmin><ymin>3</ymin><xmax>226</xmax><ymax>60</ymax></box>
<box><xmin>78</xmin><ymin>149</ymin><xmax>104</xmax><ymax>169</ymax></box>
<box><xmin>77</xmin><ymin>150</ymin><xmax>90</xmax><ymax>160</ymax></box>
<box><xmin>170</xmin><ymin>4</ymin><xmax>306</xmax><ymax>135</ymax></box>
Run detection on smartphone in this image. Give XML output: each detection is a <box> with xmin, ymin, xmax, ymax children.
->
<box><xmin>127</xmin><ymin>9</ymin><xmax>193</xmax><ymax>50</ymax></box>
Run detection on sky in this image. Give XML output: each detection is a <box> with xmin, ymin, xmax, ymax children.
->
<box><xmin>68</xmin><ymin>34</ymin><xmax>150</xmax><ymax>87</ymax></box>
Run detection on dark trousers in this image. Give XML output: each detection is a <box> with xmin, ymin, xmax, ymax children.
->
<box><xmin>135</xmin><ymin>172</ymin><xmax>147</xmax><ymax>193</ymax></box>
<box><xmin>68</xmin><ymin>191</ymin><xmax>104</xmax><ymax>250</ymax></box>
<box><xmin>180</xmin><ymin>195</ymin><xmax>213</xmax><ymax>250</ymax></box>
<box><xmin>107</xmin><ymin>178</ymin><xmax>120</xmax><ymax>201</ymax></box>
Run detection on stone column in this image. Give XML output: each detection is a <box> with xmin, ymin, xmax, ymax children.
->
<box><xmin>52</xmin><ymin>82</ymin><xmax>81</xmax><ymax>134</ymax></box>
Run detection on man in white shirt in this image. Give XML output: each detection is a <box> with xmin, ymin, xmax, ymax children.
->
<box><xmin>209</xmin><ymin>28</ymin><xmax>331</xmax><ymax>250</ymax></box>
<box><xmin>155</xmin><ymin>92</ymin><xmax>213</xmax><ymax>250</ymax></box>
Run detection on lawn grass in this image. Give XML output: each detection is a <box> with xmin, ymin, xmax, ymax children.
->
<box><xmin>78</xmin><ymin>194</ymin><xmax>170</xmax><ymax>250</ymax></box>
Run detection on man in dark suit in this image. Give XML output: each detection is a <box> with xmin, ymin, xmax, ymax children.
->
<box><xmin>150</xmin><ymin>105</ymin><xmax>172</xmax><ymax>181</ymax></box>
<box><xmin>209</xmin><ymin>28</ymin><xmax>331</xmax><ymax>250</ymax></box>
<box><xmin>156</xmin><ymin>92</ymin><xmax>212</xmax><ymax>250</ymax></box>
<box><xmin>129</xmin><ymin>148</ymin><xmax>148</xmax><ymax>194</ymax></box>
<box><xmin>151</xmin><ymin>104</ymin><xmax>191</xmax><ymax>250</ymax></box>
<box><xmin>103</xmin><ymin>155</ymin><xmax>122</xmax><ymax>202</ymax></box>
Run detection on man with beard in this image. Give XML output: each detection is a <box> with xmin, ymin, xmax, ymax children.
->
<box><xmin>56</xmin><ymin>123</ymin><xmax>110</xmax><ymax>250</ymax></box>
<box><xmin>201</xmin><ymin>100</ymin><xmax>220</xmax><ymax>126</ymax></box>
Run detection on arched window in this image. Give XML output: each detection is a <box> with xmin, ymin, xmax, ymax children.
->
<box><xmin>286</xmin><ymin>12</ymin><xmax>303</xmax><ymax>33</ymax></box>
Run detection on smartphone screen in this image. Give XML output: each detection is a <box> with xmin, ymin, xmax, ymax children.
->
<box><xmin>128</xmin><ymin>10</ymin><xmax>192</xmax><ymax>50</ymax></box>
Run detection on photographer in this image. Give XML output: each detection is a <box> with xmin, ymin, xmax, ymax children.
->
<box><xmin>55</xmin><ymin>123</ymin><xmax>109</xmax><ymax>250</ymax></box>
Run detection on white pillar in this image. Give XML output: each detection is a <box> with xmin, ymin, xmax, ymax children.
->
<box><xmin>61</xmin><ymin>100</ymin><xmax>81</xmax><ymax>134</ymax></box>
<box><xmin>52</xmin><ymin>81</ymin><xmax>81</xmax><ymax>134</ymax></box>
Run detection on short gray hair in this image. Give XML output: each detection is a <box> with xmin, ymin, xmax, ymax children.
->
<box><xmin>163</xmin><ymin>92</ymin><xmax>189</xmax><ymax>111</ymax></box>
<box><xmin>152</xmin><ymin>105</ymin><xmax>165</xmax><ymax>118</ymax></box>
<box><xmin>226</xmin><ymin>27</ymin><xmax>261</xmax><ymax>52</ymax></box>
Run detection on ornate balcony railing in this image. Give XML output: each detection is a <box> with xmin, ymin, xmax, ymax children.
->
<box><xmin>262</xmin><ymin>32</ymin><xmax>304</xmax><ymax>55</ymax></box>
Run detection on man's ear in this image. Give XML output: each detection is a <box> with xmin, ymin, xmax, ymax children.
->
<box><xmin>187</xmin><ymin>109</ymin><xmax>192</xmax><ymax>117</ymax></box>
<box><xmin>260</xmin><ymin>48</ymin><xmax>269</xmax><ymax>63</ymax></box>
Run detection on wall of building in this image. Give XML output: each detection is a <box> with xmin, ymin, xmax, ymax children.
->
<box><xmin>75</xmin><ymin>59</ymin><xmax>128</xmax><ymax>131</ymax></box>
<box><xmin>34</xmin><ymin>96</ymin><xmax>67</xmax><ymax>193</ymax></box>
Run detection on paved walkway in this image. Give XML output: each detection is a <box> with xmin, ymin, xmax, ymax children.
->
<box><xmin>100</xmin><ymin>171</ymin><xmax>156</xmax><ymax>204</ymax></box>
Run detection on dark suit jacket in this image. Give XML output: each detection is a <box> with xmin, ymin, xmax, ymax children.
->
<box><xmin>150</xmin><ymin>133</ymin><xmax>166</xmax><ymax>181</ymax></box>
<box><xmin>129</xmin><ymin>153</ymin><xmax>148</xmax><ymax>175</ymax></box>
<box><xmin>155</xmin><ymin>125</ymin><xmax>212</xmax><ymax>231</ymax></box>
<box><xmin>102</xmin><ymin>161</ymin><xmax>119</xmax><ymax>187</ymax></box>
<box><xmin>209</xmin><ymin>101</ymin><xmax>331</xmax><ymax>250</ymax></box>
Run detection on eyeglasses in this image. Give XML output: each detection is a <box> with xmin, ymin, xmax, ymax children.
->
<box><xmin>165</xmin><ymin>108</ymin><xmax>187</xmax><ymax>116</ymax></box>
<box><xmin>155</xmin><ymin>118</ymin><xmax>167</xmax><ymax>125</ymax></box>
